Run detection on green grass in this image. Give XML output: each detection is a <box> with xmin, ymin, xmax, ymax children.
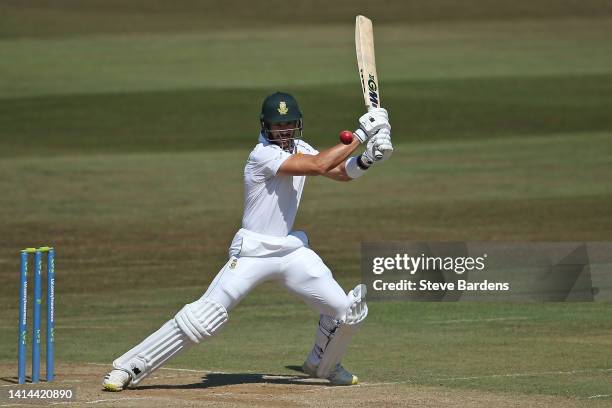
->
<box><xmin>1</xmin><ymin>74</ymin><xmax>612</xmax><ymax>156</ymax></box>
<box><xmin>3</xmin><ymin>0</ymin><xmax>612</xmax><ymax>38</ymax></box>
<box><xmin>3</xmin><ymin>19</ymin><xmax>612</xmax><ymax>99</ymax></box>
<box><xmin>2</xmin><ymin>19</ymin><xmax>611</xmax><ymax>157</ymax></box>
<box><xmin>0</xmin><ymin>2</ymin><xmax>611</xmax><ymax>401</ymax></box>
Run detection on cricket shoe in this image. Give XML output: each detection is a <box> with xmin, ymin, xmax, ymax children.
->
<box><xmin>103</xmin><ymin>369</ymin><xmax>131</xmax><ymax>391</ymax></box>
<box><xmin>302</xmin><ymin>361</ymin><xmax>359</xmax><ymax>386</ymax></box>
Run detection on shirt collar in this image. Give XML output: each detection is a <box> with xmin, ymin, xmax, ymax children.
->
<box><xmin>259</xmin><ymin>132</ymin><xmax>270</xmax><ymax>146</ymax></box>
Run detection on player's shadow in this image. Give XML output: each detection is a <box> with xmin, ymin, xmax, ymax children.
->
<box><xmin>134</xmin><ymin>369</ymin><xmax>327</xmax><ymax>390</ymax></box>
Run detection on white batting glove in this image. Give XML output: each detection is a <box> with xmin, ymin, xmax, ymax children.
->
<box><xmin>353</xmin><ymin>108</ymin><xmax>391</xmax><ymax>143</ymax></box>
<box><xmin>374</xmin><ymin>128</ymin><xmax>393</xmax><ymax>162</ymax></box>
<box><xmin>361</xmin><ymin>128</ymin><xmax>393</xmax><ymax>166</ymax></box>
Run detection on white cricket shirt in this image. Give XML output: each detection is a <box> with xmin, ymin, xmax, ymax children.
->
<box><xmin>241</xmin><ymin>133</ymin><xmax>318</xmax><ymax>237</ymax></box>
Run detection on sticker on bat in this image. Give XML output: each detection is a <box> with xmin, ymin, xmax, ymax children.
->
<box><xmin>368</xmin><ymin>75</ymin><xmax>379</xmax><ymax>108</ymax></box>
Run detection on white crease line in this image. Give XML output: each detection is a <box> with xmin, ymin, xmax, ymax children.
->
<box><xmin>88</xmin><ymin>362</ymin><xmax>211</xmax><ymax>373</ymax></box>
<box><xmin>49</xmin><ymin>397</ymin><xmax>155</xmax><ymax>407</ymax></box>
<box><xmin>588</xmin><ymin>394</ymin><xmax>612</xmax><ymax>399</ymax></box>
<box><xmin>436</xmin><ymin>368</ymin><xmax>612</xmax><ymax>381</ymax></box>
<box><xmin>160</xmin><ymin>367</ymin><xmax>227</xmax><ymax>374</ymax></box>
<box><xmin>88</xmin><ymin>362</ymin><xmax>226</xmax><ymax>375</ymax></box>
<box><xmin>208</xmin><ymin>392</ymin><xmax>239</xmax><ymax>397</ymax></box>
<box><xmin>85</xmin><ymin>397</ymin><xmax>155</xmax><ymax>404</ymax></box>
<box><xmin>360</xmin><ymin>381</ymin><xmax>410</xmax><ymax>386</ymax></box>
<box><xmin>296</xmin><ymin>386</ymin><xmax>332</xmax><ymax>393</ymax></box>
<box><xmin>297</xmin><ymin>384</ymin><xmax>376</xmax><ymax>393</ymax></box>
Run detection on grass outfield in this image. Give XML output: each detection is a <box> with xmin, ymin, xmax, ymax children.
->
<box><xmin>0</xmin><ymin>4</ymin><xmax>611</xmax><ymax>404</ymax></box>
<box><xmin>1</xmin><ymin>19</ymin><xmax>611</xmax><ymax>156</ymax></box>
<box><xmin>3</xmin><ymin>0</ymin><xmax>612</xmax><ymax>38</ymax></box>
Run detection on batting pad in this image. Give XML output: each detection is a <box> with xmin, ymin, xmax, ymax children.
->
<box><xmin>175</xmin><ymin>298</ymin><xmax>228</xmax><ymax>343</ymax></box>
<box><xmin>113</xmin><ymin>298</ymin><xmax>228</xmax><ymax>385</ymax></box>
<box><xmin>316</xmin><ymin>284</ymin><xmax>368</xmax><ymax>378</ymax></box>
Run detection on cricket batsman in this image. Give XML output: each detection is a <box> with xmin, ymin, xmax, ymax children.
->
<box><xmin>103</xmin><ymin>92</ymin><xmax>393</xmax><ymax>389</ymax></box>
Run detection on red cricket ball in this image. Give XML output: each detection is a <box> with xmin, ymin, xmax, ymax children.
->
<box><xmin>339</xmin><ymin>130</ymin><xmax>354</xmax><ymax>145</ymax></box>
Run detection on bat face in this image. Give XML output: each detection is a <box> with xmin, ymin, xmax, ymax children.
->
<box><xmin>355</xmin><ymin>15</ymin><xmax>380</xmax><ymax>111</ymax></box>
<box><xmin>355</xmin><ymin>15</ymin><xmax>384</xmax><ymax>160</ymax></box>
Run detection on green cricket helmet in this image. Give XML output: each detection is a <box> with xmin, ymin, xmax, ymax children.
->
<box><xmin>260</xmin><ymin>92</ymin><xmax>303</xmax><ymax>152</ymax></box>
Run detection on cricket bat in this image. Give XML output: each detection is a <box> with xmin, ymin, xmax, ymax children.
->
<box><xmin>355</xmin><ymin>15</ymin><xmax>383</xmax><ymax>159</ymax></box>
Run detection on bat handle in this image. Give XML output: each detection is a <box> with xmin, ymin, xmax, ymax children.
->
<box><xmin>367</xmin><ymin>106</ymin><xmax>384</xmax><ymax>160</ymax></box>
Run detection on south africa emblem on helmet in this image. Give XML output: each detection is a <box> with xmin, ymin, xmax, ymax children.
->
<box><xmin>278</xmin><ymin>101</ymin><xmax>289</xmax><ymax>115</ymax></box>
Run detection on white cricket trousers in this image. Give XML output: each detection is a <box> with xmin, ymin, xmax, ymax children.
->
<box><xmin>111</xmin><ymin>228</ymin><xmax>351</xmax><ymax>384</ymax></box>
<box><xmin>201</xmin><ymin>228</ymin><xmax>350</xmax><ymax>319</ymax></box>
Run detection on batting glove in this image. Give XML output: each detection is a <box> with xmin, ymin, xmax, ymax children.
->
<box><xmin>361</xmin><ymin>128</ymin><xmax>393</xmax><ymax>166</ymax></box>
<box><xmin>353</xmin><ymin>108</ymin><xmax>391</xmax><ymax>143</ymax></box>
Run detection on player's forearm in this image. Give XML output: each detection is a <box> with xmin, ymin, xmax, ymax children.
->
<box><xmin>312</xmin><ymin>138</ymin><xmax>360</xmax><ymax>175</ymax></box>
<box><xmin>323</xmin><ymin>162</ymin><xmax>353</xmax><ymax>182</ymax></box>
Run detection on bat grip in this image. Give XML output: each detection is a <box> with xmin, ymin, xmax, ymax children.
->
<box><xmin>368</xmin><ymin>106</ymin><xmax>384</xmax><ymax>160</ymax></box>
